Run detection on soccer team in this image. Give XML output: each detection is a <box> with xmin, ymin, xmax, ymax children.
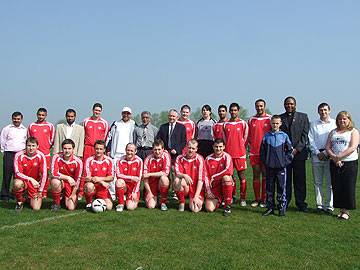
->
<box><xmin>1</xmin><ymin>97</ymin><xmax>358</xmax><ymax>218</ymax></box>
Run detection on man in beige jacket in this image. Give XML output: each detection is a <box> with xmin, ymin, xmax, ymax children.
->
<box><xmin>54</xmin><ymin>109</ymin><xmax>85</xmax><ymax>157</ymax></box>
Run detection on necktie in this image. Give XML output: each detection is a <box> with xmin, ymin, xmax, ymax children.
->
<box><xmin>141</xmin><ymin>126</ymin><xmax>147</xmax><ymax>147</ymax></box>
<box><xmin>168</xmin><ymin>123</ymin><xmax>173</xmax><ymax>149</ymax></box>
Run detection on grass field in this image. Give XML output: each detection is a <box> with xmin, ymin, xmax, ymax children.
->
<box><xmin>0</xmin><ymin>156</ymin><xmax>359</xmax><ymax>270</ymax></box>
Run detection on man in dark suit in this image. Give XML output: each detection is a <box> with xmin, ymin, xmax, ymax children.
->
<box><xmin>156</xmin><ymin>109</ymin><xmax>187</xmax><ymax>161</ymax></box>
<box><xmin>280</xmin><ymin>96</ymin><xmax>310</xmax><ymax>212</ymax></box>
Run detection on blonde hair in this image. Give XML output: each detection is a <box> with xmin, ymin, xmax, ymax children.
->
<box><xmin>336</xmin><ymin>111</ymin><xmax>354</xmax><ymax>131</ymax></box>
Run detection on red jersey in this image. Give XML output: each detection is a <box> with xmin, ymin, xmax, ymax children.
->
<box><xmin>14</xmin><ymin>150</ymin><xmax>47</xmax><ymax>192</ymax></box>
<box><xmin>223</xmin><ymin>119</ymin><xmax>249</xmax><ymax>158</ymax></box>
<box><xmin>51</xmin><ymin>153</ymin><xmax>83</xmax><ymax>188</ymax></box>
<box><xmin>177</xmin><ymin>119</ymin><xmax>196</xmax><ymax>142</ymax></box>
<box><xmin>205</xmin><ymin>152</ymin><xmax>233</xmax><ymax>183</ymax></box>
<box><xmin>28</xmin><ymin>121</ymin><xmax>55</xmax><ymax>155</ymax></box>
<box><xmin>175</xmin><ymin>153</ymin><xmax>205</xmax><ymax>191</ymax></box>
<box><xmin>212</xmin><ymin>121</ymin><xmax>227</xmax><ymax>140</ymax></box>
<box><xmin>83</xmin><ymin>117</ymin><xmax>109</xmax><ymax>147</ymax></box>
<box><xmin>143</xmin><ymin>150</ymin><xmax>171</xmax><ymax>175</ymax></box>
<box><xmin>85</xmin><ymin>155</ymin><xmax>114</xmax><ymax>178</ymax></box>
<box><xmin>248</xmin><ymin>114</ymin><xmax>271</xmax><ymax>156</ymax></box>
<box><xmin>115</xmin><ymin>155</ymin><xmax>143</xmax><ymax>193</ymax></box>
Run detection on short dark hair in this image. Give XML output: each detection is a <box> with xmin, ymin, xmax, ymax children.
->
<box><xmin>229</xmin><ymin>102</ymin><xmax>240</xmax><ymax>110</ymax></box>
<box><xmin>153</xmin><ymin>139</ymin><xmax>165</xmax><ymax>148</ymax></box>
<box><xmin>62</xmin><ymin>139</ymin><xmax>75</xmax><ymax>148</ymax></box>
<box><xmin>255</xmin><ymin>99</ymin><xmax>266</xmax><ymax>106</ymax></box>
<box><xmin>66</xmin><ymin>109</ymin><xmax>76</xmax><ymax>116</ymax></box>
<box><xmin>284</xmin><ymin>96</ymin><xmax>296</xmax><ymax>105</ymax></box>
<box><xmin>181</xmin><ymin>104</ymin><xmax>191</xmax><ymax>111</ymax></box>
<box><xmin>12</xmin><ymin>111</ymin><xmax>23</xmax><ymax>118</ymax></box>
<box><xmin>218</xmin><ymin>105</ymin><xmax>227</xmax><ymax>112</ymax></box>
<box><xmin>92</xmin><ymin>103</ymin><xmax>103</xmax><ymax>110</ymax></box>
<box><xmin>26</xmin><ymin>137</ymin><xmax>39</xmax><ymax>145</ymax></box>
<box><xmin>37</xmin><ymin>108</ymin><xmax>47</xmax><ymax>114</ymax></box>
<box><xmin>318</xmin><ymin>102</ymin><xmax>330</xmax><ymax>111</ymax></box>
<box><xmin>94</xmin><ymin>140</ymin><xmax>106</xmax><ymax>148</ymax></box>
<box><xmin>213</xmin><ymin>138</ymin><xmax>225</xmax><ymax>145</ymax></box>
<box><xmin>271</xmin><ymin>115</ymin><xmax>282</xmax><ymax>121</ymax></box>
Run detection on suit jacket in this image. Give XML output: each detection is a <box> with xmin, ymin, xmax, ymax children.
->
<box><xmin>156</xmin><ymin>122</ymin><xmax>186</xmax><ymax>158</ymax></box>
<box><xmin>54</xmin><ymin>123</ymin><xmax>85</xmax><ymax>157</ymax></box>
<box><xmin>280</xmin><ymin>111</ymin><xmax>309</xmax><ymax>160</ymax></box>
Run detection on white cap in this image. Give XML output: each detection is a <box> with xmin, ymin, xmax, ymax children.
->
<box><xmin>122</xmin><ymin>106</ymin><xmax>132</xmax><ymax>113</ymax></box>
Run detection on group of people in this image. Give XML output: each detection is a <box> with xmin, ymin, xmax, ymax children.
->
<box><xmin>0</xmin><ymin>97</ymin><xmax>358</xmax><ymax>219</ymax></box>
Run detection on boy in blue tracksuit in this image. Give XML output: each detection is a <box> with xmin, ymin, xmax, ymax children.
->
<box><xmin>260</xmin><ymin>115</ymin><xmax>293</xmax><ymax>216</ymax></box>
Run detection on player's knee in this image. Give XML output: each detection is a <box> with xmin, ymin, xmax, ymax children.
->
<box><xmin>50</xmin><ymin>179</ymin><xmax>61</xmax><ymax>191</ymax></box>
<box><xmin>13</xmin><ymin>179</ymin><xmax>24</xmax><ymax>190</ymax></box>
<box><xmin>115</xmin><ymin>179</ymin><xmax>125</xmax><ymax>188</ymax></box>
<box><xmin>173</xmin><ymin>178</ymin><xmax>181</xmax><ymax>191</ymax></box>
<box><xmin>146</xmin><ymin>199</ymin><xmax>156</xmax><ymax>209</ymax></box>
<box><xmin>159</xmin><ymin>175</ymin><xmax>169</xmax><ymax>186</ymax></box>
<box><xmin>126</xmin><ymin>201</ymin><xmax>138</xmax><ymax>211</ymax></box>
<box><xmin>84</xmin><ymin>183</ymin><xmax>94</xmax><ymax>193</ymax></box>
<box><xmin>205</xmin><ymin>201</ymin><xmax>216</xmax><ymax>212</ymax></box>
<box><xmin>105</xmin><ymin>200</ymin><xmax>113</xmax><ymax>211</ymax></box>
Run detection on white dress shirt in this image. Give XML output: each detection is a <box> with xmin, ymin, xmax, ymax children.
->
<box><xmin>0</xmin><ymin>124</ymin><xmax>27</xmax><ymax>152</ymax></box>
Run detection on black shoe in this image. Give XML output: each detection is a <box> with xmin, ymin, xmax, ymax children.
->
<box><xmin>279</xmin><ymin>210</ymin><xmax>286</xmax><ymax>217</ymax></box>
<box><xmin>299</xmin><ymin>207</ymin><xmax>309</xmax><ymax>213</ymax></box>
<box><xmin>223</xmin><ymin>205</ymin><xmax>231</xmax><ymax>217</ymax></box>
<box><xmin>323</xmin><ymin>208</ymin><xmax>333</xmax><ymax>215</ymax></box>
<box><xmin>262</xmin><ymin>208</ymin><xmax>274</xmax><ymax>216</ymax></box>
<box><xmin>15</xmin><ymin>202</ymin><xmax>23</xmax><ymax>213</ymax></box>
<box><xmin>51</xmin><ymin>204</ymin><xmax>61</xmax><ymax>212</ymax></box>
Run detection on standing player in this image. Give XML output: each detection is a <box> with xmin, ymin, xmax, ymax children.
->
<box><xmin>223</xmin><ymin>102</ymin><xmax>249</xmax><ymax>206</ymax></box>
<box><xmin>114</xmin><ymin>143</ymin><xmax>143</xmax><ymax>212</ymax></box>
<box><xmin>143</xmin><ymin>139</ymin><xmax>171</xmax><ymax>211</ymax></box>
<box><xmin>177</xmin><ymin>105</ymin><xmax>196</xmax><ymax>155</ymax></box>
<box><xmin>28</xmin><ymin>108</ymin><xmax>55</xmax><ymax>198</ymax></box>
<box><xmin>247</xmin><ymin>99</ymin><xmax>271</xmax><ymax>208</ymax></box>
<box><xmin>79</xmin><ymin>103</ymin><xmax>109</xmax><ymax>199</ymax></box>
<box><xmin>204</xmin><ymin>139</ymin><xmax>234</xmax><ymax>216</ymax></box>
<box><xmin>50</xmin><ymin>139</ymin><xmax>83</xmax><ymax>211</ymax></box>
<box><xmin>84</xmin><ymin>140</ymin><xmax>114</xmax><ymax>211</ymax></box>
<box><xmin>212</xmin><ymin>105</ymin><xmax>228</xmax><ymax>140</ymax></box>
<box><xmin>13</xmin><ymin>137</ymin><xmax>47</xmax><ymax>211</ymax></box>
<box><xmin>174</xmin><ymin>139</ymin><xmax>205</xmax><ymax>212</ymax></box>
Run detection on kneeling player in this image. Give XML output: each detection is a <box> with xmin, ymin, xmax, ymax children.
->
<box><xmin>143</xmin><ymin>139</ymin><xmax>171</xmax><ymax>210</ymax></box>
<box><xmin>84</xmin><ymin>140</ymin><xmax>114</xmax><ymax>210</ymax></box>
<box><xmin>50</xmin><ymin>139</ymin><xmax>83</xmax><ymax>211</ymax></box>
<box><xmin>204</xmin><ymin>139</ymin><xmax>234</xmax><ymax>216</ymax></box>
<box><xmin>13</xmin><ymin>137</ymin><xmax>47</xmax><ymax>212</ymax></box>
<box><xmin>174</xmin><ymin>139</ymin><xmax>205</xmax><ymax>212</ymax></box>
<box><xmin>114</xmin><ymin>143</ymin><xmax>143</xmax><ymax>212</ymax></box>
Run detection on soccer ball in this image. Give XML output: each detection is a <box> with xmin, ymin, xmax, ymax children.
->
<box><xmin>91</xmin><ymin>199</ymin><xmax>107</xmax><ymax>213</ymax></box>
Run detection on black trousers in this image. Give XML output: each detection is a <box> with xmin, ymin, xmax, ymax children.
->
<box><xmin>1</xmin><ymin>151</ymin><xmax>16</xmax><ymax>199</ymax></box>
<box><xmin>266</xmin><ymin>167</ymin><xmax>287</xmax><ymax>212</ymax></box>
<box><xmin>286</xmin><ymin>159</ymin><xmax>307</xmax><ymax>209</ymax></box>
<box><xmin>137</xmin><ymin>148</ymin><xmax>153</xmax><ymax>161</ymax></box>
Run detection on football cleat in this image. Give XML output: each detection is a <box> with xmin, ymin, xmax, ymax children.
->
<box><xmin>160</xmin><ymin>203</ymin><xmax>168</xmax><ymax>211</ymax></box>
<box><xmin>178</xmin><ymin>203</ymin><xmax>185</xmax><ymax>212</ymax></box>
<box><xmin>223</xmin><ymin>205</ymin><xmax>231</xmax><ymax>217</ymax></box>
<box><xmin>240</xmin><ymin>200</ymin><xmax>247</xmax><ymax>207</ymax></box>
<box><xmin>15</xmin><ymin>202</ymin><xmax>23</xmax><ymax>213</ymax></box>
<box><xmin>116</xmin><ymin>204</ymin><xmax>124</xmax><ymax>212</ymax></box>
<box><xmin>51</xmin><ymin>204</ymin><xmax>61</xmax><ymax>212</ymax></box>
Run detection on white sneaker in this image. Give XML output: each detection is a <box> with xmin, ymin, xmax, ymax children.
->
<box><xmin>178</xmin><ymin>203</ymin><xmax>185</xmax><ymax>212</ymax></box>
<box><xmin>250</xmin><ymin>201</ymin><xmax>259</xmax><ymax>207</ymax></box>
<box><xmin>160</xmin><ymin>203</ymin><xmax>168</xmax><ymax>211</ymax></box>
<box><xmin>259</xmin><ymin>202</ymin><xmax>266</xmax><ymax>208</ymax></box>
<box><xmin>116</xmin><ymin>204</ymin><xmax>124</xmax><ymax>212</ymax></box>
<box><xmin>240</xmin><ymin>200</ymin><xmax>247</xmax><ymax>207</ymax></box>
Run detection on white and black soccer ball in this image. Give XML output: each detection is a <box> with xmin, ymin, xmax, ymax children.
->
<box><xmin>91</xmin><ymin>199</ymin><xmax>107</xmax><ymax>213</ymax></box>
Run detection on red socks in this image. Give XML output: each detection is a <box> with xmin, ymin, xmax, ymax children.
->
<box><xmin>116</xmin><ymin>188</ymin><xmax>125</xmax><ymax>205</ymax></box>
<box><xmin>85</xmin><ymin>191</ymin><xmax>95</xmax><ymax>204</ymax></box>
<box><xmin>14</xmin><ymin>188</ymin><xmax>25</xmax><ymax>203</ymax></box>
<box><xmin>240</xmin><ymin>178</ymin><xmax>247</xmax><ymax>200</ymax></box>
<box><xmin>176</xmin><ymin>190</ymin><xmax>185</xmax><ymax>204</ymax></box>
<box><xmin>160</xmin><ymin>186</ymin><xmax>168</xmax><ymax>204</ymax></box>
<box><xmin>222</xmin><ymin>184</ymin><xmax>233</xmax><ymax>207</ymax></box>
<box><xmin>51</xmin><ymin>190</ymin><xmax>61</xmax><ymax>205</ymax></box>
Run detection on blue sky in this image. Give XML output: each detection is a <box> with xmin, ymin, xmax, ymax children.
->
<box><xmin>1</xmin><ymin>1</ymin><xmax>359</xmax><ymax>127</ymax></box>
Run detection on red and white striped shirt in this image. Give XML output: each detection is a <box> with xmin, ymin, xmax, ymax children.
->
<box><xmin>212</xmin><ymin>121</ymin><xmax>227</xmax><ymax>140</ymax></box>
<box><xmin>28</xmin><ymin>121</ymin><xmax>55</xmax><ymax>156</ymax></box>
<box><xmin>223</xmin><ymin>119</ymin><xmax>249</xmax><ymax>158</ymax></box>
<box><xmin>143</xmin><ymin>150</ymin><xmax>171</xmax><ymax>175</ymax></box>
<box><xmin>248</xmin><ymin>114</ymin><xmax>271</xmax><ymax>157</ymax></box>
<box><xmin>14</xmin><ymin>150</ymin><xmax>47</xmax><ymax>192</ymax></box>
<box><xmin>83</xmin><ymin>117</ymin><xmax>109</xmax><ymax>147</ymax></box>
<box><xmin>85</xmin><ymin>155</ymin><xmax>114</xmax><ymax>178</ymax></box>
<box><xmin>175</xmin><ymin>153</ymin><xmax>205</xmax><ymax>190</ymax></box>
<box><xmin>51</xmin><ymin>153</ymin><xmax>83</xmax><ymax>188</ymax></box>
<box><xmin>177</xmin><ymin>119</ymin><xmax>196</xmax><ymax>142</ymax></box>
<box><xmin>115</xmin><ymin>155</ymin><xmax>143</xmax><ymax>193</ymax></box>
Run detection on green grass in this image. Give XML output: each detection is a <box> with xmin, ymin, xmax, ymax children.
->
<box><xmin>0</xmin><ymin>156</ymin><xmax>359</xmax><ymax>270</ymax></box>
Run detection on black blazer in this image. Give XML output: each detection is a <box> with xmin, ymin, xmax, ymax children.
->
<box><xmin>156</xmin><ymin>122</ymin><xmax>187</xmax><ymax>158</ymax></box>
<box><xmin>280</xmin><ymin>111</ymin><xmax>310</xmax><ymax>161</ymax></box>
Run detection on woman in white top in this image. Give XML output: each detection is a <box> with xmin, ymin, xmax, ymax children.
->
<box><xmin>326</xmin><ymin>111</ymin><xmax>359</xmax><ymax>220</ymax></box>
<box><xmin>196</xmin><ymin>104</ymin><xmax>216</xmax><ymax>158</ymax></box>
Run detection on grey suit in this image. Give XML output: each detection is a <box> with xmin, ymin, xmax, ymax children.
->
<box><xmin>54</xmin><ymin>123</ymin><xmax>85</xmax><ymax>157</ymax></box>
<box><xmin>280</xmin><ymin>111</ymin><xmax>309</xmax><ymax>210</ymax></box>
